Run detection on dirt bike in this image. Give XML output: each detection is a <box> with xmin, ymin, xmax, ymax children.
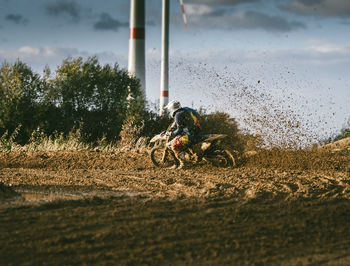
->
<box><xmin>149</xmin><ymin>130</ymin><xmax>236</xmax><ymax>168</ymax></box>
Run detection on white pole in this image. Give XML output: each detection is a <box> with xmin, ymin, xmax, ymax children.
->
<box><xmin>179</xmin><ymin>0</ymin><xmax>188</xmax><ymax>30</ymax></box>
<box><xmin>159</xmin><ymin>0</ymin><xmax>169</xmax><ymax>115</ymax></box>
<box><xmin>128</xmin><ymin>0</ymin><xmax>146</xmax><ymax>96</ymax></box>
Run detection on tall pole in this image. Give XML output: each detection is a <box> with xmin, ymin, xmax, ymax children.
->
<box><xmin>159</xmin><ymin>0</ymin><xmax>169</xmax><ymax>115</ymax></box>
<box><xmin>128</xmin><ymin>0</ymin><xmax>146</xmax><ymax>96</ymax></box>
<box><xmin>179</xmin><ymin>0</ymin><xmax>188</xmax><ymax>30</ymax></box>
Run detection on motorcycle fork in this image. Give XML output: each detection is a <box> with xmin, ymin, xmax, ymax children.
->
<box><xmin>161</xmin><ymin>147</ymin><xmax>168</xmax><ymax>163</ymax></box>
<box><xmin>162</xmin><ymin>135</ymin><xmax>172</xmax><ymax>163</ymax></box>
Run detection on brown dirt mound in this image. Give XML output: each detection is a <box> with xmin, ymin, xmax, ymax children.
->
<box><xmin>0</xmin><ymin>150</ymin><xmax>153</xmax><ymax>170</ymax></box>
<box><xmin>321</xmin><ymin>136</ymin><xmax>350</xmax><ymax>151</ymax></box>
<box><xmin>1</xmin><ymin>196</ymin><xmax>350</xmax><ymax>265</ymax></box>
<box><xmin>1</xmin><ymin>149</ymin><xmax>350</xmax><ymax>265</ymax></box>
<box><xmin>244</xmin><ymin>148</ymin><xmax>350</xmax><ymax>172</ymax></box>
<box><xmin>0</xmin><ymin>149</ymin><xmax>349</xmax><ymax>202</ymax></box>
<box><xmin>1</xmin><ymin>148</ymin><xmax>349</xmax><ymax>172</ymax></box>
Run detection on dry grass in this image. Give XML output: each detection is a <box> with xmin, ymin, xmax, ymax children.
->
<box><xmin>0</xmin><ymin>126</ymin><xmax>120</xmax><ymax>152</ymax></box>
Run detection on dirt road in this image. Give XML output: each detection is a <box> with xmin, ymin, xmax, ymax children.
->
<box><xmin>1</xmin><ymin>150</ymin><xmax>349</xmax><ymax>265</ymax></box>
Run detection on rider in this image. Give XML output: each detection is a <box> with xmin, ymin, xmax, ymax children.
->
<box><xmin>164</xmin><ymin>100</ymin><xmax>202</xmax><ymax>169</ymax></box>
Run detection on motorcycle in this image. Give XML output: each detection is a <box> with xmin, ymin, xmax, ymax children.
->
<box><xmin>149</xmin><ymin>130</ymin><xmax>236</xmax><ymax>168</ymax></box>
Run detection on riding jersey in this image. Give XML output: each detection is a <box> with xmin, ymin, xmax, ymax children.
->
<box><xmin>171</xmin><ymin>107</ymin><xmax>202</xmax><ymax>138</ymax></box>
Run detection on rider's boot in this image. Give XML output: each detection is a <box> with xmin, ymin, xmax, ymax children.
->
<box><xmin>167</xmin><ymin>152</ymin><xmax>183</xmax><ymax>169</ymax></box>
<box><xmin>175</xmin><ymin>152</ymin><xmax>186</xmax><ymax>169</ymax></box>
<box><xmin>191</xmin><ymin>143</ymin><xmax>203</xmax><ymax>163</ymax></box>
<box><xmin>177</xmin><ymin>159</ymin><xmax>185</xmax><ymax>169</ymax></box>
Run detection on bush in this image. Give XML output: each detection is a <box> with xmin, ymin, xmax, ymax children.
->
<box><xmin>0</xmin><ymin>57</ymin><xmax>145</xmax><ymax>144</ymax></box>
<box><xmin>0</xmin><ymin>125</ymin><xmax>21</xmax><ymax>151</ymax></box>
<box><xmin>46</xmin><ymin>56</ymin><xmax>143</xmax><ymax>142</ymax></box>
<box><xmin>199</xmin><ymin>111</ymin><xmax>247</xmax><ymax>153</ymax></box>
<box><xmin>334</xmin><ymin>118</ymin><xmax>350</xmax><ymax>141</ymax></box>
<box><xmin>137</xmin><ymin>108</ymin><xmax>254</xmax><ymax>153</ymax></box>
<box><xmin>0</xmin><ymin>61</ymin><xmax>43</xmax><ymax>144</ymax></box>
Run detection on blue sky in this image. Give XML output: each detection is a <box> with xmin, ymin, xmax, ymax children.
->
<box><xmin>1</xmin><ymin>0</ymin><xmax>350</xmax><ymax>146</ymax></box>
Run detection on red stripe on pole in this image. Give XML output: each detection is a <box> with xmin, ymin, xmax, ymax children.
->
<box><xmin>129</xmin><ymin>28</ymin><xmax>145</xmax><ymax>40</ymax></box>
<box><xmin>179</xmin><ymin>0</ymin><xmax>188</xmax><ymax>30</ymax></box>
<box><xmin>181</xmin><ymin>4</ymin><xmax>185</xmax><ymax>14</ymax></box>
<box><xmin>162</xmin><ymin>91</ymin><xmax>168</xmax><ymax>97</ymax></box>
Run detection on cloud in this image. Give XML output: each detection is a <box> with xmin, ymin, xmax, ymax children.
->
<box><xmin>0</xmin><ymin>46</ymin><xmax>82</xmax><ymax>61</ymax></box>
<box><xmin>93</xmin><ymin>13</ymin><xmax>128</xmax><ymax>32</ymax></box>
<box><xmin>185</xmin><ymin>4</ymin><xmax>220</xmax><ymax>16</ymax></box>
<box><xmin>0</xmin><ymin>46</ymin><xmax>86</xmax><ymax>71</ymax></box>
<box><xmin>340</xmin><ymin>20</ymin><xmax>350</xmax><ymax>25</ymax></box>
<box><xmin>241</xmin><ymin>11</ymin><xmax>306</xmax><ymax>32</ymax></box>
<box><xmin>187</xmin><ymin>7</ymin><xmax>306</xmax><ymax>32</ymax></box>
<box><xmin>46</xmin><ymin>0</ymin><xmax>81</xmax><ymax>22</ymax></box>
<box><xmin>169</xmin><ymin>38</ymin><xmax>350</xmax><ymax>69</ymax></box>
<box><xmin>305</xmin><ymin>39</ymin><xmax>350</xmax><ymax>57</ymax></box>
<box><xmin>253</xmin><ymin>40</ymin><xmax>350</xmax><ymax>66</ymax></box>
<box><xmin>0</xmin><ymin>45</ymin><xmax>124</xmax><ymax>72</ymax></box>
<box><xmin>5</xmin><ymin>14</ymin><xmax>28</xmax><ymax>25</ymax></box>
<box><xmin>285</xmin><ymin>0</ymin><xmax>350</xmax><ymax>17</ymax></box>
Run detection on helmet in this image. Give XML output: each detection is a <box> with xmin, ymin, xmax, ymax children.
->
<box><xmin>165</xmin><ymin>100</ymin><xmax>181</xmax><ymax>118</ymax></box>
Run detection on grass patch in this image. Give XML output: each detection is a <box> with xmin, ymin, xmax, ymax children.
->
<box><xmin>0</xmin><ymin>126</ymin><xmax>119</xmax><ymax>152</ymax></box>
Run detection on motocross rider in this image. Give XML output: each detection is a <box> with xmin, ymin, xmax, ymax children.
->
<box><xmin>165</xmin><ymin>100</ymin><xmax>202</xmax><ymax>169</ymax></box>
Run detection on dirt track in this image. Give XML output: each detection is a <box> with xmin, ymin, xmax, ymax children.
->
<box><xmin>1</xmin><ymin>150</ymin><xmax>350</xmax><ymax>265</ymax></box>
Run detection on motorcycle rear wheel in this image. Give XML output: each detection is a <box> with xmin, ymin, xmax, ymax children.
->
<box><xmin>150</xmin><ymin>147</ymin><xmax>179</xmax><ymax>168</ymax></box>
<box><xmin>205</xmin><ymin>149</ymin><xmax>236</xmax><ymax>168</ymax></box>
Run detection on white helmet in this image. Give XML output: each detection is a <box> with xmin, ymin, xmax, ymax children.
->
<box><xmin>165</xmin><ymin>100</ymin><xmax>181</xmax><ymax>118</ymax></box>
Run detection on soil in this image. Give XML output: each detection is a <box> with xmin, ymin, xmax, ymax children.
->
<box><xmin>1</xmin><ymin>149</ymin><xmax>350</xmax><ymax>265</ymax></box>
<box><xmin>320</xmin><ymin>137</ymin><xmax>350</xmax><ymax>152</ymax></box>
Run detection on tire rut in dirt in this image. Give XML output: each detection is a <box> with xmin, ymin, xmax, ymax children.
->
<box><xmin>1</xmin><ymin>197</ymin><xmax>349</xmax><ymax>265</ymax></box>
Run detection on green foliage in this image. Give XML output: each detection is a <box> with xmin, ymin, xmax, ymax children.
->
<box><xmin>0</xmin><ymin>61</ymin><xmax>42</xmax><ymax>143</ymax></box>
<box><xmin>134</xmin><ymin>108</ymin><xmax>251</xmax><ymax>153</ymax></box>
<box><xmin>0</xmin><ymin>126</ymin><xmax>119</xmax><ymax>151</ymax></box>
<box><xmin>199</xmin><ymin>111</ymin><xmax>250</xmax><ymax>153</ymax></box>
<box><xmin>119</xmin><ymin>116</ymin><xmax>145</xmax><ymax>148</ymax></box>
<box><xmin>334</xmin><ymin>118</ymin><xmax>350</xmax><ymax>141</ymax></box>
<box><xmin>142</xmin><ymin>114</ymin><xmax>172</xmax><ymax>137</ymax></box>
<box><xmin>140</xmin><ymin>108</ymin><xmax>251</xmax><ymax>153</ymax></box>
<box><xmin>0</xmin><ymin>57</ymin><xmax>258</xmax><ymax>153</ymax></box>
<box><xmin>120</xmin><ymin>101</ymin><xmax>172</xmax><ymax>147</ymax></box>
<box><xmin>25</xmin><ymin>126</ymin><xmax>91</xmax><ymax>151</ymax></box>
<box><xmin>0</xmin><ymin>125</ymin><xmax>21</xmax><ymax>151</ymax></box>
<box><xmin>46</xmin><ymin>56</ymin><xmax>143</xmax><ymax>142</ymax></box>
<box><xmin>0</xmin><ymin>57</ymin><xmax>145</xmax><ymax>144</ymax></box>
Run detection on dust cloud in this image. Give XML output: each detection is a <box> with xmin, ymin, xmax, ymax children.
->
<box><xmin>170</xmin><ymin>60</ymin><xmax>343</xmax><ymax>148</ymax></box>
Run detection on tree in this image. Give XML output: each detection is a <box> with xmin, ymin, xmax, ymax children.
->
<box><xmin>0</xmin><ymin>57</ymin><xmax>145</xmax><ymax>144</ymax></box>
<box><xmin>47</xmin><ymin>56</ymin><xmax>143</xmax><ymax>141</ymax></box>
<box><xmin>0</xmin><ymin>61</ymin><xmax>42</xmax><ymax>143</ymax></box>
<box><xmin>199</xmin><ymin>111</ymin><xmax>247</xmax><ymax>153</ymax></box>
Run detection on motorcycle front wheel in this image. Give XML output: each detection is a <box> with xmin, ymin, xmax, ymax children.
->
<box><xmin>150</xmin><ymin>147</ymin><xmax>179</xmax><ymax>168</ymax></box>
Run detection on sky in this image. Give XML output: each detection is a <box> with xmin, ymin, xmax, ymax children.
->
<box><xmin>1</xmin><ymin>0</ymin><xmax>350</xmax><ymax>146</ymax></box>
